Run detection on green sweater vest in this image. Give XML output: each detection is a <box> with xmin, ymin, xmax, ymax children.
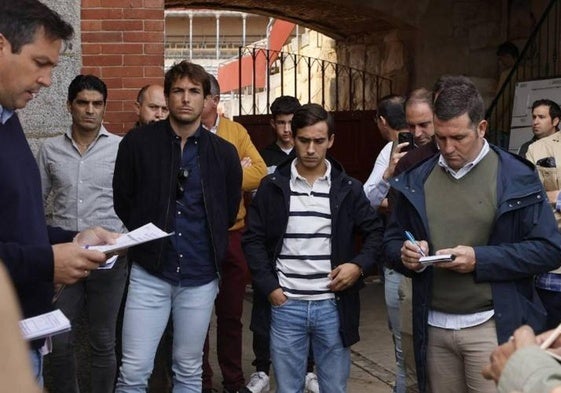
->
<box><xmin>425</xmin><ymin>151</ymin><xmax>498</xmax><ymax>314</ymax></box>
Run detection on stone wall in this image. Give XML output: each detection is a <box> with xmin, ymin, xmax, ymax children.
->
<box><xmin>336</xmin><ymin>0</ymin><xmax>506</xmax><ymax>106</ymax></box>
<box><xmin>21</xmin><ymin>0</ymin><xmax>81</xmax><ymax>154</ymax></box>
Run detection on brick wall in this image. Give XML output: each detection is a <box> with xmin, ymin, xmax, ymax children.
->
<box><xmin>81</xmin><ymin>0</ymin><xmax>165</xmax><ymax>135</ymax></box>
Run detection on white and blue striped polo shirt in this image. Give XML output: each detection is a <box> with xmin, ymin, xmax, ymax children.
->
<box><xmin>276</xmin><ymin>159</ymin><xmax>334</xmax><ymax>301</ymax></box>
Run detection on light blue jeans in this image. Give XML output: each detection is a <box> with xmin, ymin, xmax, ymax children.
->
<box><xmin>270</xmin><ymin>298</ymin><xmax>350</xmax><ymax>393</ymax></box>
<box><xmin>115</xmin><ymin>263</ymin><xmax>218</xmax><ymax>393</ymax></box>
<box><xmin>30</xmin><ymin>348</ymin><xmax>43</xmax><ymax>387</ymax></box>
<box><xmin>384</xmin><ymin>267</ymin><xmax>406</xmax><ymax>393</ymax></box>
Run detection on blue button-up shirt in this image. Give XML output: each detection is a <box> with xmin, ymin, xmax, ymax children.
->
<box><xmin>0</xmin><ymin>104</ymin><xmax>14</xmax><ymax>125</ymax></box>
<box><xmin>159</xmin><ymin>128</ymin><xmax>215</xmax><ymax>286</ymax></box>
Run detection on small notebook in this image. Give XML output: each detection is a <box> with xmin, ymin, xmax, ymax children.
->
<box><xmin>419</xmin><ymin>254</ymin><xmax>455</xmax><ymax>266</ymax></box>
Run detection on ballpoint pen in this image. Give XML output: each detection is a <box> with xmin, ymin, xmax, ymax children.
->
<box><xmin>53</xmin><ymin>284</ymin><xmax>66</xmax><ymax>303</ymax></box>
<box><xmin>404</xmin><ymin>231</ymin><xmax>426</xmax><ymax>257</ymax></box>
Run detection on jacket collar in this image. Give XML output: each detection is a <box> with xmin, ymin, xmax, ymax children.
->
<box><xmin>391</xmin><ymin>144</ymin><xmax>544</xmax><ymax>207</ymax></box>
<box><xmin>274</xmin><ymin>154</ymin><xmax>345</xmax><ymax>182</ymax></box>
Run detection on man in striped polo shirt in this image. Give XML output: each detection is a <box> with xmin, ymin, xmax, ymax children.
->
<box><xmin>243</xmin><ymin>103</ymin><xmax>384</xmax><ymax>393</ymax></box>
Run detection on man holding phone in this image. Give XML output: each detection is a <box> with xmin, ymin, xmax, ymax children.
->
<box><xmin>397</xmin><ymin>131</ymin><xmax>414</xmax><ymax>152</ymax></box>
<box><xmin>384</xmin><ymin>77</ymin><xmax>561</xmax><ymax>393</ymax></box>
<box><xmin>363</xmin><ymin>94</ymin><xmax>410</xmax><ymax>393</ymax></box>
<box><xmin>364</xmin><ymin>95</ymin><xmax>410</xmax><ymax>210</ymax></box>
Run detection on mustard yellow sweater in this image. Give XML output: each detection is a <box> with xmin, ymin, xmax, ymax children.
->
<box><xmin>216</xmin><ymin>116</ymin><xmax>267</xmax><ymax>231</ymax></box>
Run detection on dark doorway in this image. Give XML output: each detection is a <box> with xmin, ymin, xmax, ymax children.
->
<box><xmin>235</xmin><ymin>110</ymin><xmax>384</xmax><ymax>183</ymax></box>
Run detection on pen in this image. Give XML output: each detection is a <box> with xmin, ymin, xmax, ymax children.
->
<box><xmin>404</xmin><ymin>231</ymin><xmax>426</xmax><ymax>257</ymax></box>
<box><xmin>52</xmin><ymin>284</ymin><xmax>66</xmax><ymax>303</ymax></box>
<box><xmin>541</xmin><ymin>322</ymin><xmax>561</xmax><ymax>350</ymax></box>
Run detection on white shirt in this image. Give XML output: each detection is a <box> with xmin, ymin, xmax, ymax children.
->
<box><xmin>437</xmin><ymin>139</ymin><xmax>490</xmax><ymax>179</ymax></box>
<box><xmin>275</xmin><ymin>159</ymin><xmax>334</xmax><ymax>300</ymax></box>
<box><xmin>363</xmin><ymin>141</ymin><xmax>393</xmax><ymax>208</ymax></box>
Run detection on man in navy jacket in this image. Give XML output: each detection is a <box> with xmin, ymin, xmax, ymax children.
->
<box><xmin>384</xmin><ymin>77</ymin><xmax>561</xmax><ymax>393</ymax></box>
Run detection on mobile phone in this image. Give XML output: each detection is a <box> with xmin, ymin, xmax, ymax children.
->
<box><xmin>397</xmin><ymin>132</ymin><xmax>414</xmax><ymax>152</ymax></box>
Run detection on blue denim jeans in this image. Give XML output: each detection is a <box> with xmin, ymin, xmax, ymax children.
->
<box><xmin>46</xmin><ymin>255</ymin><xmax>128</xmax><ymax>393</ymax></box>
<box><xmin>115</xmin><ymin>263</ymin><xmax>218</xmax><ymax>393</ymax></box>
<box><xmin>384</xmin><ymin>267</ymin><xmax>406</xmax><ymax>393</ymax></box>
<box><xmin>30</xmin><ymin>348</ymin><xmax>43</xmax><ymax>388</ymax></box>
<box><xmin>270</xmin><ymin>298</ymin><xmax>350</xmax><ymax>393</ymax></box>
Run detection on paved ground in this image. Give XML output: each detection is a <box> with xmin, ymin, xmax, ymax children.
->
<box><xmin>54</xmin><ymin>276</ymin><xmax>400</xmax><ymax>393</ymax></box>
<box><xmin>206</xmin><ymin>276</ymin><xmax>397</xmax><ymax>392</ymax></box>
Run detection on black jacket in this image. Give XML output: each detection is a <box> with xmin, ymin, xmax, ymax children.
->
<box><xmin>242</xmin><ymin>157</ymin><xmax>384</xmax><ymax>346</ymax></box>
<box><xmin>113</xmin><ymin>119</ymin><xmax>242</xmax><ymax>274</ymax></box>
<box><xmin>259</xmin><ymin>142</ymin><xmax>295</xmax><ymax>167</ymax></box>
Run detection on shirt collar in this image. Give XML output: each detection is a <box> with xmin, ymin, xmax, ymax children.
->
<box><xmin>290</xmin><ymin>158</ymin><xmax>332</xmax><ymax>187</ymax></box>
<box><xmin>65</xmin><ymin>124</ymin><xmax>110</xmax><ymax>145</ymax></box>
<box><xmin>202</xmin><ymin>115</ymin><xmax>220</xmax><ymax>134</ymax></box>
<box><xmin>437</xmin><ymin>139</ymin><xmax>489</xmax><ymax>179</ymax></box>
<box><xmin>0</xmin><ymin>104</ymin><xmax>14</xmax><ymax>125</ymax></box>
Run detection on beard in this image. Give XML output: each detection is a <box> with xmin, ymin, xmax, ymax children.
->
<box><xmin>170</xmin><ymin>111</ymin><xmax>199</xmax><ymax>125</ymax></box>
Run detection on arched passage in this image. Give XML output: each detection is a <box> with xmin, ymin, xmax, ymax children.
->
<box><xmin>165</xmin><ymin>0</ymin><xmax>407</xmax><ymax>40</ymax></box>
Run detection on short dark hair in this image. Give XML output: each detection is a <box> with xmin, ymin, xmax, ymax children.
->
<box><xmin>532</xmin><ymin>99</ymin><xmax>561</xmax><ymax>130</ymax></box>
<box><xmin>496</xmin><ymin>41</ymin><xmax>519</xmax><ymax>59</ymax></box>
<box><xmin>432</xmin><ymin>75</ymin><xmax>474</xmax><ymax>102</ymax></box>
<box><xmin>377</xmin><ymin>94</ymin><xmax>406</xmax><ymax>130</ymax></box>
<box><xmin>0</xmin><ymin>0</ymin><xmax>73</xmax><ymax>54</ymax></box>
<box><xmin>67</xmin><ymin>74</ymin><xmax>107</xmax><ymax>103</ymax></box>
<box><xmin>207</xmin><ymin>73</ymin><xmax>220</xmax><ymax>97</ymax></box>
<box><xmin>291</xmin><ymin>103</ymin><xmax>335</xmax><ymax>138</ymax></box>
<box><xmin>164</xmin><ymin>61</ymin><xmax>210</xmax><ymax>97</ymax></box>
<box><xmin>271</xmin><ymin>96</ymin><xmax>301</xmax><ymax>117</ymax></box>
<box><xmin>434</xmin><ymin>76</ymin><xmax>484</xmax><ymax>127</ymax></box>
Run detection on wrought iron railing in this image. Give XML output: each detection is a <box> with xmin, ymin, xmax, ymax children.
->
<box><xmin>231</xmin><ymin>46</ymin><xmax>393</xmax><ymax>115</ymax></box>
<box><xmin>486</xmin><ymin>0</ymin><xmax>560</xmax><ymax>147</ymax></box>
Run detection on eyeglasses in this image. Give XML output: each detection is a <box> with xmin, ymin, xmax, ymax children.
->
<box><xmin>176</xmin><ymin>167</ymin><xmax>189</xmax><ymax>199</ymax></box>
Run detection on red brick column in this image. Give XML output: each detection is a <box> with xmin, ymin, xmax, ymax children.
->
<box><xmin>81</xmin><ymin>0</ymin><xmax>165</xmax><ymax>134</ymax></box>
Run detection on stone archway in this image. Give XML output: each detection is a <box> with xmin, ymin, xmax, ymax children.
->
<box><xmin>165</xmin><ymin>0</ymin><xmax>407</xmax><ymax>40</ymax></box>
<box><xmin>165</xmin><ymin>0</ymin><xmax>415</xmax><ymax>102</ymax></box>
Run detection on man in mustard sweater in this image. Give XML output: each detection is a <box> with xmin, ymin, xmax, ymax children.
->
<box><xmin>201</xmin><ymin>72</ymin><xmax>267</xmax><ymax>393</ymax></box>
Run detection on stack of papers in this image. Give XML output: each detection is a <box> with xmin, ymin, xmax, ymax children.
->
<box><xmin>19</xmin><ymin>309</ymin><xmax>71</xmax><ymax>341</ymax></box>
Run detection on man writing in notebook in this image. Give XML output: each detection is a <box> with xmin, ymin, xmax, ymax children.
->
<box><xmin>384</xmin><ymin>77</ymin><xmax>561</xmax><ymax>393</ymax></box>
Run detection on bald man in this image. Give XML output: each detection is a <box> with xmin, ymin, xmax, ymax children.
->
<box><xmin>134</xmin><ymin>84</ymin><xmax>168</xmax><ymax>127</ymax></box>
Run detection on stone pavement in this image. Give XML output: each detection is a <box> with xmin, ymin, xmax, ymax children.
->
<box><xmin>206</xmin><ymin>276</ymin><xmax>398</xmax><ymax>392</ymax></box>
<box><xmin>64</xmin><ymin>276</ymin><xmax>401</xmax><ymax>393</ymax></box>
